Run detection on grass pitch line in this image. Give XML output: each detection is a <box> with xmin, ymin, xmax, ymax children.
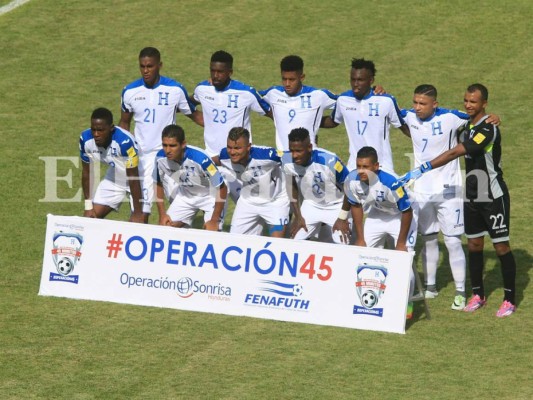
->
<box><xmin>0</xmin><ymin>0</ymin><xmax>31</xmax><ymax>15</ymax></box>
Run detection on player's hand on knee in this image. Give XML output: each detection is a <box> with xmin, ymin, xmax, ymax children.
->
<box><xmin>332</xmin><ymin>219</ymin><xmax>351</xmax><ymax>243</ymax></box>
<box><xmin>290</xmin><ymin>217</ymin><xmax>307</xmax><ymax>238</ymax></box>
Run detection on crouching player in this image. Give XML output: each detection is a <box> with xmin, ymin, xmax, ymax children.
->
<box><xmin>80</xmin><ymin>107</ymin><xmax>144</xmax><ymax>223</ymax></box>
<box><xmin>155</xmin><ymin>124</ymin><xmax>227</xmax><ymax>231</ymax></box>
<box><xmin>334</xmin><ymin>146</ymin><xmax>417</xmax><ymax>317</ymax></box>
<box><xmin>282</xmin><ymin>127</ymin><xmax>350</xmax><ymax>242</ymax></box>
<box><xmin>215</xmin><ymin>127</ymin><xmax>289</xmax><ymax>237</ymax></box>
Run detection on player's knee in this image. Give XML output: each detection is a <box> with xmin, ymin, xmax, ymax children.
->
<box><xmin>493</xmin><ymin>241</ymin><xmax>511</xmax><ymax>256</ymax></box>
<box><xmin>467</xmin><ymin>238</ymin><xmax>484</xmax><ymax>252</ymax></box>
<box><xmin>443</xmin><ymin>235</ymin><xmax>462</xmax><ymax>248</ymax></box>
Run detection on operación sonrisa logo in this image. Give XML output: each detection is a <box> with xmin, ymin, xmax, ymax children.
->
<box><xmin>176</xmin><ymin>277</ymin><xmax>232</xmax><ymax>300</ymax></box>
<box><xmin>50</xmin><ymin>231</ymin><xmax>84</xmax><ymax>284</ymax></box>
<box><xmin>353</xmin><ymin>264</ymin><xmax>388</xmax><ymax>317</ymax></box>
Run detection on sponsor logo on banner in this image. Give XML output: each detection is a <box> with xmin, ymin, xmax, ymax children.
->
<box><xmin>119</xmin><ymin>273</ymin><xmax>232</xmax><ymax>302</ymax></box>
<box><xmin>50</xmin><ymin>231</ymin><xmax>84</xmax><ymax>284</ymax></box>
<box><xmin>244</xmin><ymin>280</ymin><xmax>309</xmax><ymax>312</ymax></box>
<box><xmin>176</xmin><ymin>277</ymin><xmax>232</xmax><ymax>301</ymax></box>
<box><xmin>353</xmin><ymin>264</ymin><xmax>388</xmax><ymax>317</ymax></box>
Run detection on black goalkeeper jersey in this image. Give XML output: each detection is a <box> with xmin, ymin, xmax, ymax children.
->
<box><xmin>461</xmin><ymin>116</ymin><xmax>508</xmax><ymax>201</ymax></box>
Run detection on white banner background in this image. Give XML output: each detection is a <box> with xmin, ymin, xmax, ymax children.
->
<box><xmin>39</xmin><ymin>215</ymin><xmax>413</xmax><ymax>334</ymax></box>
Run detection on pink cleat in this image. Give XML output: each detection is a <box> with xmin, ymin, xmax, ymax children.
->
<box><xmin>496</xmin><ymin>300</ymin><xmax>516</xmax><ymax>318</ymax></box>
<box><xmin>463</xmin><ymin>295</ymin><xmax>486</xmax><ymax>312</ymax></box>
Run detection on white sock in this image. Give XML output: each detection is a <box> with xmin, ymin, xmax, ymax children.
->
<box><xmin>443</xmin><ymin>235</ymin><xmax>466</xmax><ymax>293</ymax></box>
<box><xmin>421</xmin><ymin>234</ymin><xmax>439</xmax><ymax>287</ymax></box>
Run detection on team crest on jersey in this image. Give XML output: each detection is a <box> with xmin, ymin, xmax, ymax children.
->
<box><xmin>353</xmin><ymin>264</ymin><xmax>388</xmax><ymax>317</ymax></box>
<box><xmin>50</xmin><ymin>232</ymin><xmax>84</xmax><ymax>284</ymax></box>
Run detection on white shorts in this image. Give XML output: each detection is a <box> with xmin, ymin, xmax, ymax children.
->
<box><xmin>416</xmin><ymin>192</ymin><xmax>464</xmax><ymax>236</ymax></box>
<box><xmin>93</xmin><ymin>178</ymin><xmax>130</xmax><ymax>211</ymax></box>
<box><xmin>167</xmin><ymin>194</ymin><xmax>223</xmax><ymax>228</ymax></box>
<box><xmin>365</xmin><ymin>208</ymin><xmax>418</xmax><ymax>250</ymax></box>
<box><xmin>230</xmin><ymin>194</ymin><xmax>290</xmax><ymax>235</ymax></box>
<box><xmin>139</xmin><ymin>151</ymin><xmax>158</xmax><ymax>214</ymax></box>
<box><xmin>293</xmin><ymin>200</ymin><xmax>345</xmax><ymax>243</ymax></box>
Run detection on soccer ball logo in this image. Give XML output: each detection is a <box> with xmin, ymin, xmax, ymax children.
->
<box><xmin>292</xmin><ymin>284</ymin><xmax>303</xmax><ymax>297</ymax></box>
<box><xmin>56</xmin><ymin>257</ymin><xmax>74</xmax><ymax>275</ymax></box>
<box><xmin>361</xmin><ymin>290</ymin><xmax>378</xmax><ymax>309</ymax></box>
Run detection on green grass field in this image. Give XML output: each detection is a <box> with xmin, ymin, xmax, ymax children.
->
<box><xmin>1</xmin><ymin>0</ymin><xmax>532</xmax><ymax>398</ymax></box>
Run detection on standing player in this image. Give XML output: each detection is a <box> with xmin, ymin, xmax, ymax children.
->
<box><xmin>402</xmin><ymin>84</ymin><xmax>468</xmax><ymax>310</ymax></box>
<box><xmin>321</xmin><ymin>58</ymin><xmax>409</xmax><ymax>173</ymax></box>
<box><xmin>193</xmin><ymin>50</ymin><xmax>271</xmax><ymax>157</ymax></box>
<box><xmin>400</xmin><ymin>84</ymin><xmax>516</xmax><ymax>317</ymax></box>
<box><xmin>216</xmin><ymin>127</ymin><xmax>289</xmax><ymax>238</ymax></box>
<box><xmin>80</xmin><ymin>107</ymin><xmax>144</xmax><ymax>223</ymax></box>
<box><xmin>282</xmin><ymin>127</ymin><xmax>349</xmax><ymax>242</ymax></box>
<box><xmin>154</xmin><ymin>125</ymin><xmax>227</xmax><ymax>231</ymax></box>
<box><xmin>119</xmin><ymin>47</ymin><xmax>203</xmax><ymax>222</ymax></box>
<box><xmin>260</xmin><ymin>55</ymin><xmax>337</xmax><ymax>150</ymax></box>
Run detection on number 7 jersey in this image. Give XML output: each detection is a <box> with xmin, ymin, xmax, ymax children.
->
<box><xmin>402</xmin><ymin>108</ymin><xmax>468</xmax><ymax>195</ymax></box>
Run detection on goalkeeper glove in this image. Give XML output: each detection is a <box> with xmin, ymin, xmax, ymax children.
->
<box><xmin>399</xmin><ymin>162</ymin><xmax>432</xmax><ymax>185</ymax></box>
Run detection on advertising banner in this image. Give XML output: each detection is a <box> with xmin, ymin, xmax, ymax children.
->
<box><xmin>39</xmin><ymin>215</ymin><xmax>414</xmax><ymax>334</ymax></box>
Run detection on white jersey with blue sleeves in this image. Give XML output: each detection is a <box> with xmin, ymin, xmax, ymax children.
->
<box><xmin>332</xmin><ymin>89</ymin><xmax>404</xmax><ymax>173</ymax></box>
<box><xmin>260</xmin><ymin>85</ymin><xmax>337</xmax><ymax>150</ymax></box>
<box><xmin>155</xmin><ymin>145</ymin><xmax>223</xmax><ymax>202</ymax></box>
<box><xmin>282</xmin><ymin>148</ymin><xmax>348</xmax><ymax>207</ymax></box>
<box><xmin>79</xmin><ymin>126</ymin><xmax>139</xmax><ymax>188</ymax></box>
<box><xmin>219</xmin><ymin>145</ymin><xmax>285</xmax><ymax>205</ymax></box>
<box><xmin>121</xmin><ymin>76</ymin><xmax>196</xmax><ymax>154</ymax></box>
<box><xmin>344</xmin><ymin>169</ymin><xmax>411</xmax><ymax>216</ymax></box>
<box><xmin>402</xmin><ymin>108</ymin><xmax>468</xmax><ymax>195</ymax></box>
<box><xmin>194</xmin><ymin>79</ymin><xmax>270</xmax><ymax>156</ymax></box>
